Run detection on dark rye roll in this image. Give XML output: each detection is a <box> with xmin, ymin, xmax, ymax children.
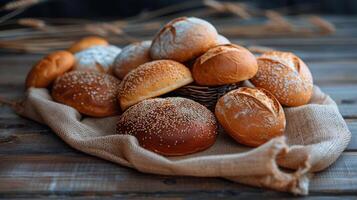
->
<box><xmin>116</xmin><ymin>97</ymin><xmax>218</xmax><ymax>156</ymax></box>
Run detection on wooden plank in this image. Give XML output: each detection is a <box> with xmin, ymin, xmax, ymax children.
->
<box><xmin>1</xmin><ymin>193</ymin><xmax>356</xmax><ymax>200</ymax></box>
<box><xmin>320</xmin><ymin>85</ymin><xmax>357</xmax><ymax>105</ymax></box>
<box><xmin>0</xmin><ymin>129</ymin><xmax>78</xmax><ymax>155</ymax></box>
<box><xmin>346</xmin><ymin>120</ymin><xmax>357</xmax><ymax>151</ymax></box>
<box><xmin>0</xmin><ymin>153</ymin><xmax>356</xmax><ymax>197</ymax></box>
<box><xmin>308</xmin><ymin>61</ymin><xmax>357</xmax><ymax>85</ymax></box>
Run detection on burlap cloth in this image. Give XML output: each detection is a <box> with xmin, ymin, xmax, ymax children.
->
<box><xmin>15</xmin><ymin>86</ymin><xmax>351</xmax><ymax>195</ymax></box>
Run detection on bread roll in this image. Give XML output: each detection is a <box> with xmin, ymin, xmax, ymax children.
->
<box><xmin>215</xmin><ymin>87</ymin><xmax>286</xmax><ymax>147</ymax></box>
<box><xmin>117</xmin><ymin>97</ymin><xmax>217</xmax><ymax>156</ymax></box>
<box><xmin>68</xmin><ymin>36</ymin><xmax>108</xmax><ymax>53</ymax></box>
<box><xmin>150</xmin><ymin>17</ymin><xmax>218</xmax><ymax>62</ymax></box>
<box><xmin>74</xmin><ymin>45</ymin><xmax>121</xmax><ymax>74</ymax></box>
<box><xmin>119</xmin><ymin>60</ymin><xmax>193</xmax><ymax>110</ymax></box>
<box><xmin>113</xmin><ymin>40</ymin><xmax>152</xmax><ymax>79</ymax></box>
<box><xmin>250</xmin><ymin>51</ymin><xmax>313</xmax><ymax>106</ymax></box>
<box><xmin>26</xmin><ymin>51</ymin><xmax>74</xmax><ymax>88</ymax></box>
<box><xmin>52</xmin><ymin>71</ymin><xmax>121</xmax><ymax>117</ymax></box>
<box><xmin>192</xmin><ymin>44</ymin><xmax>258</xmax><ymax>86</ymax></box>
<box><xmin>216</xmin><ymin>34</ymin><xmax>230</xmax><ymax>45</ymax></box>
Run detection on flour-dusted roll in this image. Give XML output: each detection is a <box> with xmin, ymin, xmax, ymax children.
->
<box><xmin>118</xmin><ymin>60</ymin><xmax>193</xmax><ymax>110</ymax></box>
<box><xmin>250</xmin><ymin>51</ymin><xmax>313</xmax><ymax>107</ymax></box>
<box><xmin>150</xmin><ymin>17</ymin><xmax>218</xmax><ymax>62</ymax></box>
<box><xmin>26</xmin><ymin>51</ymin><xmax>75</xmax><ymax>88</ymax></box>
<box><xmin>215</xmin><ymin>87</ymin><xmax>286</xmax><ymax>147</ymax></box>
<box><xmin>68</xmin><ymin>36</ymin><xmax>109</xmax><ymax>53</ymax></box>
<box><xmin>216</xmin><ymin>34</ymin><xmax>230</xmax><ymax>45</ymax></box>
<box><xmin>74</xmin><ymin>45</ymin><xmax>121</xmax><ymax>74</ymax></box>
<box><xmin>52</xmin><ymin>71</ymin><xmax>121</xmax><ymax>117</ymax></box>
<box><xmin>117</xmin><ymin>97</ymin><xmax>218</xmax><ymax>156</ymax></box>
<box><xmin>113</xmin><ymin>40</ymin><xmax>152</xmax><ymax>79</ymax></box>
<box><xmin>192</xmin><ymin>44</ymin><xmax>258</xmax><ymax>86</ymax></box>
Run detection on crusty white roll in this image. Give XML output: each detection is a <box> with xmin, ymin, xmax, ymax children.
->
<box><xmin>192</xmin><ymin>44</ymin><xmax>258</xmax><ymax>86</ymax></box>
<box><xmin>250</xmin><ymin>51</ymin><xmax>313</xmax><ymax>107</ymax></box>
<box><xmin>52</xmin><ymin>71</ymin><xmax>121</xmax><ymax>117</ymax></box>
<box><xmin>150</xmin><ymin>17</ymin><xmax>218</xmax><ymax>62</ymax></box>
<box><xmin>215</xmin><ymin>87</ymin><xmax>286</xmax><ymax>147</ymax></box>
<box><xmin>118</xmin><ymin>60</ymin><xmax>193</xmax><ymax>110</ymax></box>
<box><xmin>216</xmin><ymin>34</ymin><xmax>230</xmax><ymax>45</ymax></box>
<box><xmin>116</xmin><ymin>97</ymin><xmax>217</xmax><ymax>156</ymax></box>
<box><xmin>74</xmin><ymin>45</ymin><xmax>121</xmax><ymax>74</ymax></box>
<box><xmin>113</xmin><ymin>40</ymin><xmax>152</xmax><ymax>79</ymax></box>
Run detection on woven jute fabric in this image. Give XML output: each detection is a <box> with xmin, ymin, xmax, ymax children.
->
<box><xmin>15</xmin><ymin>86</ymin><xmax>351</xmax><ymax>195</ymax></box>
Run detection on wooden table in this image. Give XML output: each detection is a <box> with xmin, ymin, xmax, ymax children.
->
<box><xmin>0</xmin><ymin>16</ymin><xmax>357</xmax><ymax>199</ymax></box>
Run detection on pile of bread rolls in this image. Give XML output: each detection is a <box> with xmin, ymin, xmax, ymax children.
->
<box><xmin>25</xmin><ymin>17</ymin><xmax>313</xmax><ymax>156</ymax></box>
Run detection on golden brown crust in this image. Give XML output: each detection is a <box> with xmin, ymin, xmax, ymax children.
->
<box><xmin>25</xmin><ymin>51</ymin><xmax>75</xmax><ymax>88</ymax></box>
<box><xmin>116</xmin><ymin>97</ymin><xmax>217</xmax><ymax>156</ymax></box>
<box><xmin>192</xmin><ymin>44</ymin><xmax>258</xmax><ymax>86</ymax></box>
<box><xmin>113</xmin><ymin>40</ymin><xmax>152</xmax><ymax>79</ymax></box>
<box><xmin>250</xmin><ymin>51</ymin><xmax>313</xmax><ymax>107</ymax></box>
<box><xmin>215</xmin><ymin>87</ymin><xmax>286</xmax><ymax>147</ymax></box>
<box><xmin>118</xmin><ymin>60</ymin><xmax>193</xmax><ymax>110</ymax></box>
<box><xmin>150</xmin><ymin>17</ymin><xmax>218</xmax><ymax>62</ymax></box>
<box><xmin>68</xmin><ymin>36</ymin><xmax>109</xmax><ymax>53</ymax></box>
<box><xmin>52</xmin><ymin>71</ymin><xmax>121</xmax><ymax>117</ymax></box>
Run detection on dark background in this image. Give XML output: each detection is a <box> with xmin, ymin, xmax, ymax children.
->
<box><xmin>1</xmin><ymin>0</ymin><xmax>357</xmax><ymax>19</ymax></box>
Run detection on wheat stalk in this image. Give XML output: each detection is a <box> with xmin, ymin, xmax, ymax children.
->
<box><xmin>308</xmin><ymin>15</ymin><xmax>336</xmax><ymax>34</ymax></box>
<box><xmin>1</xmin><ymin>0</ymin><xmax>42</xmax><ymax>11</ymax></box>
<box><xmin>17</xmin><ymin>18</ymin><xmax>46</xmax><ymax>29</ymax></box>
<box><xmin>203</xmin><ymin>0</ymin><xmax>251</xmax><ymax>19</ymax></box>
<box><xmin>0</xmin><ymin>1</ymin><xmax>335</xmax><ymax>53</ymax></box>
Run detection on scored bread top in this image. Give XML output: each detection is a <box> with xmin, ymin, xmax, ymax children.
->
<box><xmin>150</xmin><ymin>17</ymin><xmax>218</xmax><ymax>62</ymax></box>
<box><xmin>192</xmin><ymin>44</ymin><xmax>258</xmax><ymax>86</ymax></box>
<box><xmin>251</xmin><ymin>51</ymin><xmax>313</xmax><ymax>106</ymax></box>
<box><xmin>215</xmin><ymin>87</ymin><xmax>286</xmax><ymax>147</ymax></box>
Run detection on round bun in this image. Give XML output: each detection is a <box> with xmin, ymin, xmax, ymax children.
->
<box><xmin>192</xmin><ymin>44</ymin><xmax>258</xmax><ymax>86</ymax></box>
<box><xmin>215</xmin><ymin>87</ymin><xmax>286</xmax><ymax>147</ymax></box>
<box><xmin>68</xmin><ymin>36</ymin><xmax>108</xmax><ymax>53</ymax></box>
<box><xmin>150</xmin><ymin>17</ymin><xmax>218</xmax><ymax>62</ymax></box>
<box><xmin>26</xmin><ymin>51</ymin><xmax>74</xmax><ymax>88</ymax></box>
<box><xmin>117</xmin><ymin>97</ymin><xmax>217</xmax><ymax>156</ymax></box>
<box><xmin>250</xmin><ymin>51</ymin><xmax>313</xmax><ymax>106</ymax></box>
<box><xmin>216</xmin><ymin>34</ymin><xmax>230</xmax><ymax>45</ymax></box>
<box><xmin>74</xmin><ymin>45</ymin><xmax>121</xmax><ymax>74</ymax></box>
<box><xmin>119</xmin><ymin>60</ymin><xmax>193</xmax><ymax>110</ymax></box>
<box><xmin>52</xmin><ymin>71</ymin><xmax>121</xmax><ymax>117</ymax></box>
<box><xmin>113</xmin><ymin>40</ymin><xmax>152</xmax><ymax>79</ymax></box>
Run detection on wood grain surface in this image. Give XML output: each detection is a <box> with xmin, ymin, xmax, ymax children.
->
<box><xmin>1</xmin><ymin>16</ymin><xmax>357</xmax><ymax>199</ymax></box>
